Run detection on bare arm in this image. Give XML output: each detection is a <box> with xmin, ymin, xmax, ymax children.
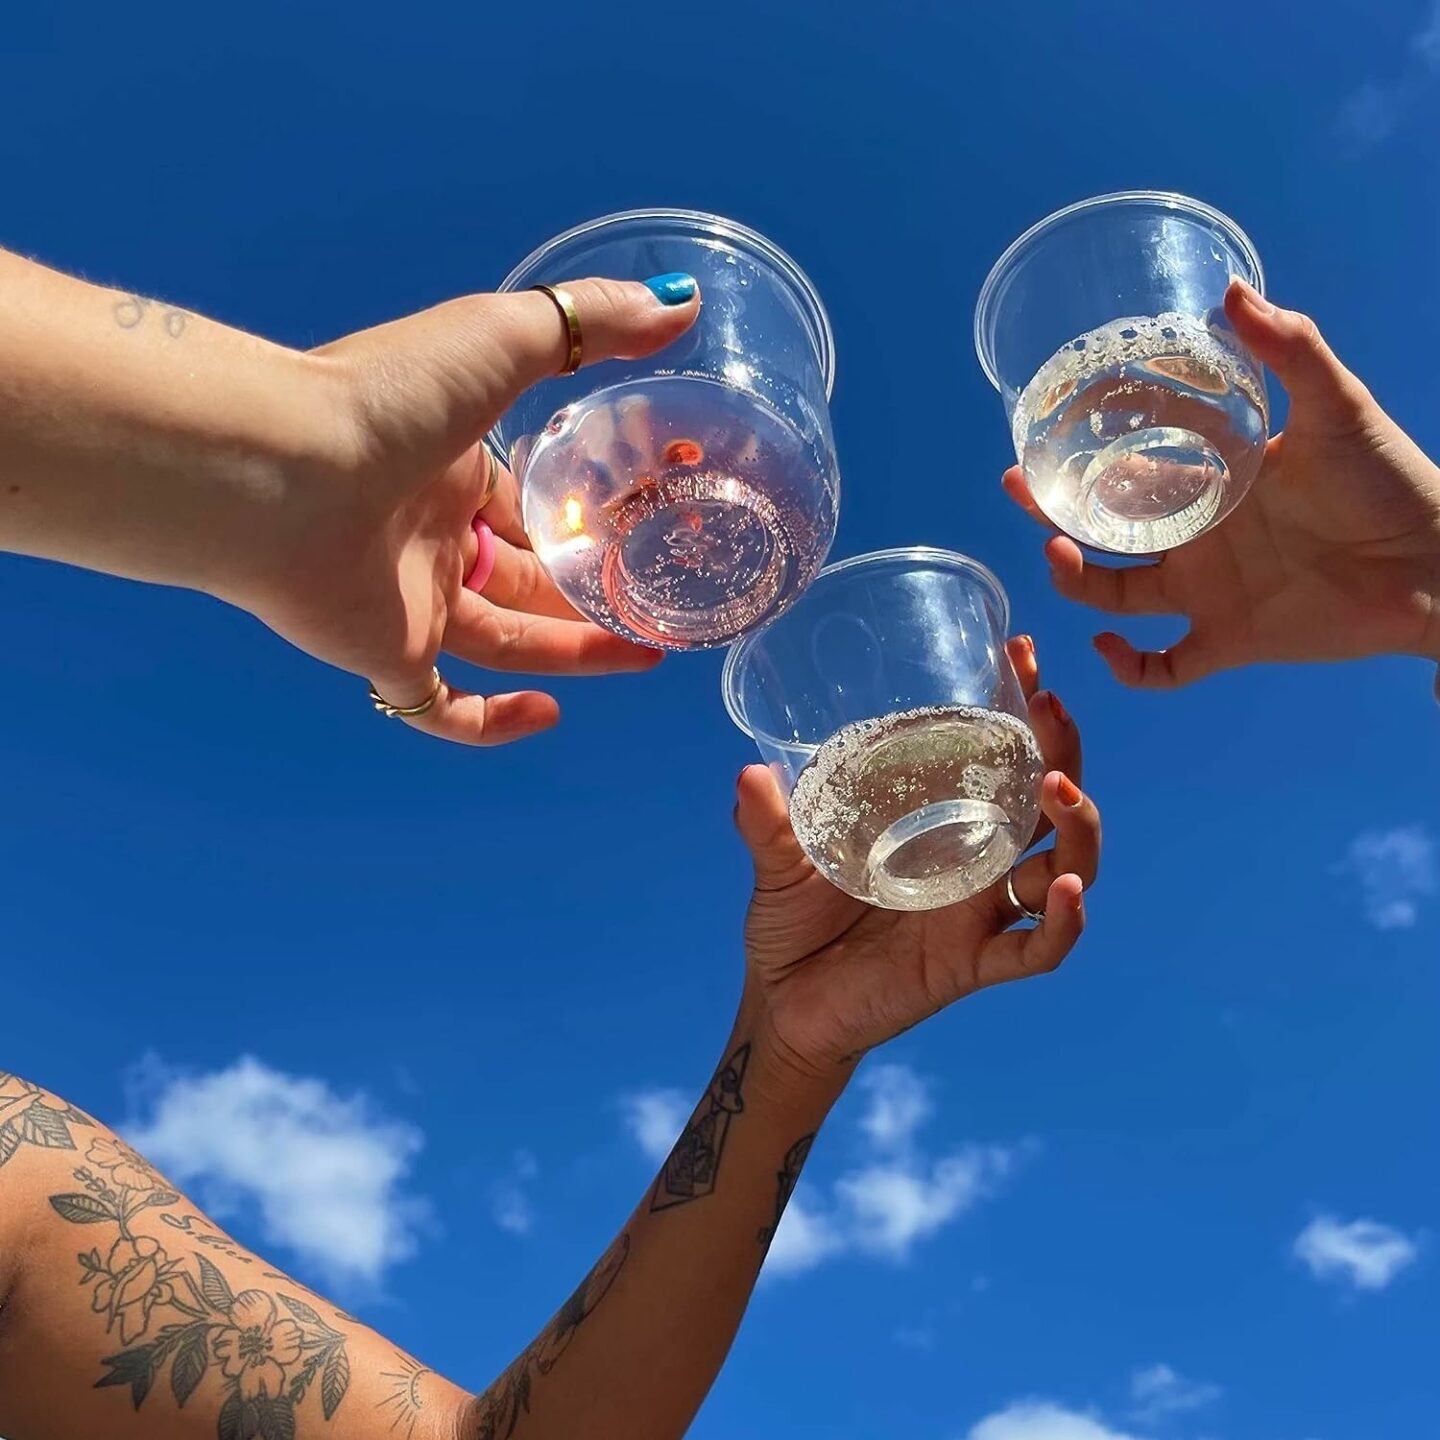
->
<box><xmin>0</xmin><ymin>1021</ymin><xmax>841</xmax><ymax>1440</ymax></box>
<box><xmin>0</xmin><ymin>248</ymin><xmax>694</xmax><ymax>743</ymax></box>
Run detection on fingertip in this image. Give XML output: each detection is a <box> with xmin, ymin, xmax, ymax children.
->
<box><xmin>1044</xmin><ymin>534</ymin><xmax>1084</xmax><ymax>578</ymax></box>
<box><xmin>1092</xmin><ymin>631</ymin><xmax>1136</xmax><ymax>684</ymax></box>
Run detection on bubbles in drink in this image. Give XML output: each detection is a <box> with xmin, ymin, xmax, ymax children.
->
<box><xmin>519</xmin><ymin>376</ymin><xmax>838</xmax><ymax>648</ymax></box>
<box><xmin>788</xmin><ymin>705</ymin><xmax>1043</xmax><ymax>911</ymax></box>
<box><xmin>1012</xmin><ymin>312</ymin><xmax>1268</xmax><ymax>554</ymax></box>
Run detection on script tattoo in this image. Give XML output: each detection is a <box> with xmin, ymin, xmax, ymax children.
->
<box><xmin>0</xmin><ymin>1072</ymin><xmax>95</xmax><ymax>1171</ymax></box>
<box><xmin>466</xmin><ymin>1233</ymin><xmax>630</xmax><ymax>1440</ymax></box>
<box><xmin>758</xmin><ymin>1135</ymin><xmax>815</xmax><ymax>1253</ymax></box>
<box><xmin>649</xmin><ymin>1043</ymin><xmax>751</xmax><ymax>1213</ymax></box>
<box><xmin>47</xmin><ymin>1136</ymin><xmax>350</xmax><ymax>1436</ymax></box>
<box><xmin>112</xmin><ymin>293</ymin><xmax>188</xmax><ymax>337</ymax></box>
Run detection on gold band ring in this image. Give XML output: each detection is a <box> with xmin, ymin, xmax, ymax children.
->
<box><xmin>531</xmin><ymin>284</ymin><xmax>583</xmax><ymax>376</ymax></box>
<box><xmin>478</xmin><ymin>446</ymin><xmax>502</xmax><ymax>509</ymax></box>
<box><xmin>369</xmin><ymin>667</ymin><xmax>443</xmax><ymax>719</ymax></box>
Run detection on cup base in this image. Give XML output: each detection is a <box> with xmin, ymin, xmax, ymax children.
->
<box><xmin>865</xmin><ymin>798</ymin><xmax>1022</xmax><ymax>911</ymax></box>
<box><xmin>601</xmin><ymin>473</ymin><xmax>793</xmax><ymax>646</ymax></box>
<box><xmin>1074</xmin><ymin>426</ymin><xmax>1227</xmax><ymax>555</ymax></box>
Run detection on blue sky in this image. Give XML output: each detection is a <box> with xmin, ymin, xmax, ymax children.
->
<box><xmin>2</xmin><ymin>2</ymin><xmax>1438</xmax><ymax>1437</ymax></box>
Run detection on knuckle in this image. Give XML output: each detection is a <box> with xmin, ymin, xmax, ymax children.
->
<box><xmin>576</xmin><ymin>276</ymin><xmax>639</xmax><ymax>327</ymax></box>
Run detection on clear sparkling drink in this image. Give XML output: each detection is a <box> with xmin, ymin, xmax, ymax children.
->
<box><xmin>787</xmin><ymin>705</ymin><xmax>1043</xmax><ymax>911</ymax></box>
<box><xmin>1013</xmin><ymin>312</ymin><xmax>1268</xmax><ymax>554</ymax></box>
<box><xmin>519</xmin><ymin>376</ymin><xmax>837</xmax><ymax>648</ymax></box>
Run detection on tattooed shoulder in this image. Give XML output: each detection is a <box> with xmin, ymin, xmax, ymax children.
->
<box><xmin>0</xmin><ymin>1072</ymin><xmax>96</xmax><ymax>1172</ymax></box>
<box><xmin>47</xmin><ymin>1142</ymin><xmax>352</xmax><ymax>1437</ymax></box>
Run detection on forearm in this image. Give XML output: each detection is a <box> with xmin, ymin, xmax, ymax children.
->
<box><xmin>463</xmin><ymin>991</ymin><xmax>844</xmax><ymax>1440</ymax></box>
<box><xmin>0</xmin><ymin>248</ymin><xmax>336</xmax><ymax>602</ymax></box>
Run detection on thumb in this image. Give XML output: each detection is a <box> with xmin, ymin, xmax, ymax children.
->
<box><xmin>480</xmin><ymin>274</ymin><xmax>701</xmax><ymax>397</ymax></box>
<box><xmin>734</xmin><ymin>764</ymin><xmax>813</xmax><ymax>891</ymax></box>
<box><xmin>1224</xmin><ymin>279</ymin><xmax>1373</xmax><ymax>433</ymax></box>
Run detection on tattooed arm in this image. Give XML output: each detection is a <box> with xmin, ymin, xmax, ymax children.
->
<box><xmin>0</xmin><ymin>654</ymin><xmax>1098</xmax><ymax>1440</ymax></box>
<box><xmin>0</xmin><ymin>248</ymin><xmax>693</xmax><ymax>744</ymax></box>
<box><xmin>0</xmin><ymin>1020</ymin><xmax>839</xmax><ymax>1440</ymax></box>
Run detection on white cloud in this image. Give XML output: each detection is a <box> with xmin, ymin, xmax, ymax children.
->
<box><xmin>618</xmin><ymin>1062</ymin><xmax>1021</xmax><ymax>1280</ymax></box>
<box><xmin>837</xmin><ymin>1146</ymin><xmax>1015</xmax><ymax>1260</ymax></box>
<box><xmin>966</xmin><ymin>1401</ymin><xmax>1143</xmax><ymax>1440</ymax></box>
<box><xmin>619</xmin><ymin>1088</ymin><xmax>691</xmax><ymax>1165</ymax></box>
<box><xmin>1127</xmin><ymin>1364</ymin><xmax>1220</xmax><ymax>1423</ymax></box>
<box><xmin>490</xmin><ymin>1150</ymin><xmax>538</xmax><ymax>1236</ymax></box>
<box><xmin>1294</xmin><ymin>1214</ymin><xmax>1420</xmax><ymax>1291</ymax></box>
<box><xmin>857</xmin><ymin>1063</ymin><xmax>933</xmax><ymax>1150</ymax></box>
<box><xmin>127</xmin><ymin>1056</ymin><xmax>426</xmax><ymax>1287</ymax></box>
<box><xmin>769</xmin><ymin>1065</ymin><xmax>1020</xmax><ymax>1277</ymax></box>
<box><xmin>1338</xmin><ymin>825</ymin><xmax>1435</xmax><ymax>929</ymax></box>
<box><xmin>764</xmin><ymin>1194</ymin><xmax>846</xmax><ymax>1275</ymax></box>
<box><xmin>1338</xmin><ymin>1</ymin><xmax>1440</xmax><ymax>146</ymax></box>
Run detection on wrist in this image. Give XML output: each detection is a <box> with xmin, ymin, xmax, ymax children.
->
<box><xmin>734</xmin><ymin>984</ymin><xmax>852</xmax><ymax>1118</ymax></box>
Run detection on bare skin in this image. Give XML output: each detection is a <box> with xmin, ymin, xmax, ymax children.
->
<box><xmin>0</xmin><ymin>250</ymin><xmax>701</xmax><ymax>744</ymax></box>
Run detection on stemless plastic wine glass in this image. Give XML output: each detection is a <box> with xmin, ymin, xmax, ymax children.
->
<box><xmin>722</xmin><ymin>547</ymin><xmax>1042</xmax><ymax>912</ymax></box>
<box><xmin>975</xmin><ymin>191</ymin><xmax>1269</xmax><ymax>556</ymax></box>
<box><xmin>489</xmin><ymin>209</ymin><xmax>840</xmax><ymax>649</ymax></box>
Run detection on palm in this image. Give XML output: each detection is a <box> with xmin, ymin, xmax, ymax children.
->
<box><xmin>746</xmin><ymin>877</ymin><xmax>1011</xmax><ymax>1067</ymax></box>
<box><xmin>1131</xmin><ymin>413</ymin><xmax>1440</xmax><ymax>667</ymax></box>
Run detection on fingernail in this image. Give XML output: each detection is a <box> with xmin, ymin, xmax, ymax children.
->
<box><xmin>644</xmin><ymin>273</ymin><xmax>697</xmax><ymax>306</ymax></box>
<box><xmin>1047</xmin><ymin>691</ymin><xmax>1070</xmax><ymax>726</ymax></box>
<box><xmin>1055</xmin><ymin>774</ymin><xmax>1082</xmax><ymax>808</ymax></box>
<box><xmin>1015</xmin><ymin>633</ymin><xmax>1035</xmax><ymax>656</ymax></box>
<box><xmin>1230</xmin><ymin>276</ymin><xmax>1274</xmax><ymax>316</ymax></box>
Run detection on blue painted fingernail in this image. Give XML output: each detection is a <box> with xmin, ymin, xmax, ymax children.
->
<box><xmin>644</xmin><ymin>273</ymin><xmax>697</xmax><ymax>306</ymax></box>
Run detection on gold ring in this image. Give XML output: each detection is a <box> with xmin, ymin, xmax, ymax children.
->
<box><xmin>369</xmin><ymin>667</ymin><xmax>443</xmax><ymax>719</ymax></box>
<box><xmin>478</xmin><ymin>447</ymin><xmax>502</xmax><ymax>508</ymax></box>
<box><xmin>531</xmin><ymin>284</ymin><xmax>583</xmax><ymax>375</ymax></box>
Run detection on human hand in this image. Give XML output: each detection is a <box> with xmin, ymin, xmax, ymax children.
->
<box><xmin>736</xmin><ymin>639</ymin><xmax>1099</xmax><ymax>1078</ymax></box>
<box><xmin>237</xmin><ymin>277</ymin><xmax>701</xmax><ymax>744</ymax></box>
<box><xmin>1004</xmin><ymin>280</ymin><xmax>1440</xmax><ymax>694</ymax></box>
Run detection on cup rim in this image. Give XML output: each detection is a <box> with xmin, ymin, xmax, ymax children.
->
<box><xmin>496</xmin><ymin>207</ymin><xmax>836</xmax><ymax>399</ymax></box>
<box><xmin>721</xmin><ymin>545</ymin><xmax>1012</xmax><ymax>742</ymax></box>
<box><xmin>972</xmin><ymin>189</ymin><xmax>1267</xmax><ymax>393</ymax></box>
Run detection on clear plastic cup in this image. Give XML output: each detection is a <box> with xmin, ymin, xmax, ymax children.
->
<box><xmin>722</xmin><ymin>547</ymin><xmax>1042</xmax><ymax>911</ymax></box>
<box><xmin>489</xmin><ymin>209</ymin><xmax>839</xmax><ymax>649</ymax></box>
<box><xmin>975</xmin><ymin>191</ymin><xmax>1269</xmax><ymax>556</ymax></box>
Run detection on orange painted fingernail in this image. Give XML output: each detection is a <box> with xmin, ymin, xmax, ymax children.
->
<box><xmin>1056</xmin><ymin>774</ymin><xmax>1082</xmax><ymax>807</ymax></box>
<box><xmin>1047</xmin><ymin>692</ymin><xmax>1070</xmax><ymax>725</ymax></box>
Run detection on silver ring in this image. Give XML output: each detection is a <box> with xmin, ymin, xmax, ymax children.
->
<box><xmin>1005</xmin><ymin>870</ymin><xmax>1045</xmax><ymax>925</ymax></box>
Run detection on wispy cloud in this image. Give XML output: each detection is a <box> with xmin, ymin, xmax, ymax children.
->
<box><xmin>616</xmin><ymin>1063</ymin><xmax>1022</xmax><ymax>1280</ymax></box>
<box><xmin>1337</xmin><ymin>824</ymin><xmax>1435</xmax><ymax>929</ymax></box>
<box><xmin>1294</xmin><ymin>1213</ymin><xmax>1421</xmax><ymax>1291</ymax></box>
<box><xmin>127</xmin><ymin>1056</ymin><xmax>426</xmax><ymax>1287</ymax></box>
<box><xmin>1337</xmin><ymin>1</ymin><xmax>1440</xmax><ymax>147</ymax></box>
<box><xmin>965</xmin><ymin>1401</ymin><xmax>1143</xmax><ymax>1440</ymax></box>
<box><xmin>769</xmin><ymin>1065</ymin><xmax>1020</xmax><ymax>1277</ymax></box>
<box><xmin>618</xmin><ymin>1088</ymin><xmax>692</xmax><ymax>1166</ymax></box>
<box><xmin>857</xmin><ymin>1062</ymin><xmax>933</xmax><ymax>1150</ymax></box>
<box><xmin>1126</xmin><ymin>1364</ymin><xmax>1220</xmax><ymax>1424</ymax></box>
<box><xmin>490</xmin><ymin>1150</ymin><xmax>539</xmax><ymax>1236</ymax></box>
